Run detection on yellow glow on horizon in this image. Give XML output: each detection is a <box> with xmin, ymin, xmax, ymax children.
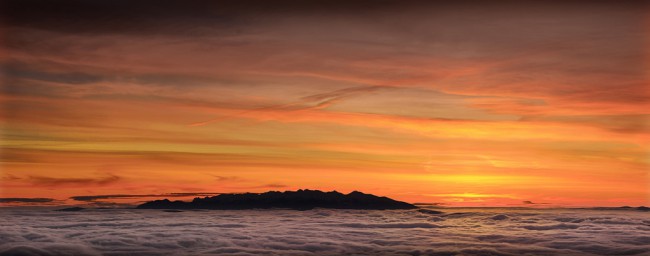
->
<box><xmin>401</xmin><ymin>174</ymin><xmax>555</xmax><ymax>186</ymax></box>
<box><xmin>427</xmin><ymin>193</ymin><xmax>520</xmax><ymax>199</ymax></box>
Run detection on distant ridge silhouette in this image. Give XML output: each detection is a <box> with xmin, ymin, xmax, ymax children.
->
<box><xmin>137</xmin><ymin>189</ymin><xmax>417</xmax><ymax>210</ymax></box>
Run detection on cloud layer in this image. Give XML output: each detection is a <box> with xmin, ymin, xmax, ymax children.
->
<box><xmin>1</xmin><ymin>207</ymin><xmax>649</xmax><ymax>255</ymax></box>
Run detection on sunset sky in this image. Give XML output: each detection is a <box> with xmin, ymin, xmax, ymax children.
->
<box><xmin>1</xmin><ymin>0</ymin><xmax>648</xmax><ymax>207</ymax></box>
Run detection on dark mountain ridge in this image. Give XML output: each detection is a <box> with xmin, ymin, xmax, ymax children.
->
<box><xmin>137</xmin><ymin>189</ymin><xmax>417</xmax><ymax>210</ymax></box>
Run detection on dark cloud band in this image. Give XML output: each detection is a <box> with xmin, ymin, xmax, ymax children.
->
<box><xmin>0</xmin><ymin>198</ymin><xmax>55</xmax><ymax>203</ymax></box>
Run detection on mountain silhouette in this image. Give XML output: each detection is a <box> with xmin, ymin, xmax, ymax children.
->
<box><xmin>137</xmin><ymin>189</ymin><xmax>417</xmax><ymax>210</ymax></box>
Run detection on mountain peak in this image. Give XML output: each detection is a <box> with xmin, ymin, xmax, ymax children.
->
<box><xmin>138</xmin><ymin>189</ymin><xmax>416</xmax><ymax>210</ymax></box>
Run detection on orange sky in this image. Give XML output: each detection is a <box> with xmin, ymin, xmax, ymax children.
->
<box><xmin>1</xmin><ymin>0</ymin><xmax>649</xmax><ymax>207</ymax></box>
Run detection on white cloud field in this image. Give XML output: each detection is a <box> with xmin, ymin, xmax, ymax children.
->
<box><xmin>1</xmin><ymin>207</ymin><xmax>649</xmax><ymax>255</ymax></box>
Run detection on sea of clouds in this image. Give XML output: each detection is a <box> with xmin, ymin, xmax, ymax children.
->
<box><xmin>1</xmin><ymin>207</ymin><xmax>649</xmax><ymax>255</ymax></box>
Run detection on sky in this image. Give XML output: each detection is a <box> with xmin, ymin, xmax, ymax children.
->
<box><xmin>1</xmin><ymin>0</ymin><xmax>649</xmax><ymax>207</ymax></box>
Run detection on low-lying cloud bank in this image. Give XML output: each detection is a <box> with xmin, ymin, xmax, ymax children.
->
<box><xmin>0</xmin><ymin>198</ymin><xmax>55</xmax><ymax>203</ymax></box>
<box><xmin>1</xmin><ymin>207</ymin><xmax>649</xmax><ymax>255</ymax></box>
<box><xmin>69</xmin><ymin>192</ymin><xmax>222</xmax><ymax>202</ymax></box>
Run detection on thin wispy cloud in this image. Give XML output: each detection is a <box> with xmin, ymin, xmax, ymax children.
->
<box><xmin>0</xmin><ymin>198</ymin><xmax>55</xmax><ymax>203</ymax></box>
<box><xmin>69</xmin><ymin>193</ymin><xmax>221</xmax><ymax>202</ymax></box>
<box><xmin>189</xmin><ymin>86</ymin><xmax>391</xmax><ymax>127</ymax></box>
<box><xmin>25</xmin><ymin>175</ymin><xmax>121</xmax><ymax>186</ymax></box>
